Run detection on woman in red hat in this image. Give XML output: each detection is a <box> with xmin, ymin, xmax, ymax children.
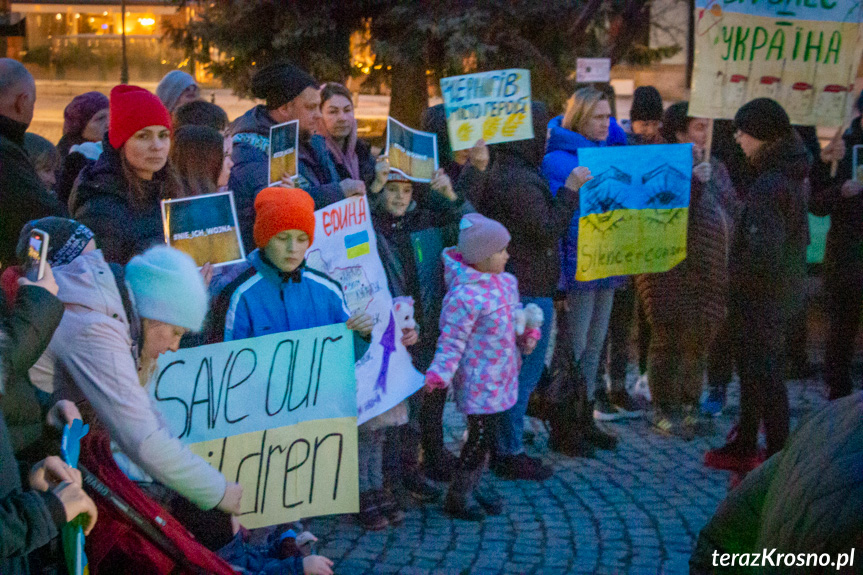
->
<box><xmin>69</xmin><ymin>85</ymin><xmax>181</xmax><ymax>264</ymax></box>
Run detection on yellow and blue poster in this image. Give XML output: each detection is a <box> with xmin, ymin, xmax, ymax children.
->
<box><xmin>690</xmin><ymin>0</ymin><xmax>863</xmax><ymax>126</ymax></box>
<box><xmin>440</xmin><ymin>68</ymin><xmax>533</xmax><ymax>151</ymax></box>
<box><xmin>151</xmin><ymin>323</ymin><xmax>359</xmax><ymax>528</ymax></box>
<box><xmin>576</xmin><ymin>144</ymin><xmax>692</xmax><ymax>281</ymax></box>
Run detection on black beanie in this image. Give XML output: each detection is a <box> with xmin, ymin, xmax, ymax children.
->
<box><xmin>16</xmin><ymin>217</ymin><xmax>94</xmax><ymax>266</ymax></box>
<box><xmin>251</xmin><ymin>62</ymin><xmax>318</xmax><ymax>109</ymax></box>
<box><xmin>630</xmin><ymin>86</ymin><xmax>663</xmax><ymax>122</ymax></box>
<box><xmin>734</xmin><ymin>98</ymin><xmax>791</xmax><ymax>142</ymax></box>
<box><xmin>660</xmin><ymin>101</ymin><xmax>690</xmax><ymax>143</ymax></box>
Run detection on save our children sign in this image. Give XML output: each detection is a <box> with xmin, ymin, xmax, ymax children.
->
<box><xmin>151</xmin><ymin>323</ymin><xmax>359</xmax><ymax>528</ymax></box>
<box><xmin>689</xmin><ymin>0</ymin><xmax>863</xmax><ymax>126</ymax></box>
<box><xmin>306</xmin><ymin>196</ymin><xmax>425</xmax><ymax>424</ymax></box>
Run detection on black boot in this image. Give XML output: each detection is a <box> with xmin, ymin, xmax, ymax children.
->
<box><xmin>585</xmin><ymin>402</ymin><xmax>618</xmax><ymax>450</ymax></box>
<box><xmin>548</xmin><ymin>392</ymin><xmax>595</xmax><ymax>458</ymax></box>
<box><xmin>443</xmin><ymin>466</ymin><xmax>485</xmax><ymax>521</ymax></box>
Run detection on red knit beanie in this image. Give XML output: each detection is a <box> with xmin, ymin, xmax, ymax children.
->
<box><xmin>109</xmin><ymin>85</ymin><xmax>172</xmax><ymax>149</ymax></box>
<box><xmin>254</xmin><ymin>187</ymin><xmax>316</xmax><ymax>248</ymax></box>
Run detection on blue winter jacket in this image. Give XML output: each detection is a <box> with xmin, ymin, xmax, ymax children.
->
<box><xmin>216</xmin><ymin>249</ymin><xmax>351</xmax><ymax>341</ymax></box>
<box><xmin>541</xmin><ymin>115</ymin><xmax>628</xmax><ymax>291</ymax></box>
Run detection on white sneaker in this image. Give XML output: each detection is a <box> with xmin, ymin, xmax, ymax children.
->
<box><xmin>632</xmin><ymin>373</ymin><xmax>651</xmax><ymax>403</ymax></box>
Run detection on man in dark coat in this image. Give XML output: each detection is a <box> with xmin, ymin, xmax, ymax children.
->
<box><xmin>229</xmin><ymin>62</ymin><xmax>366</xmax><ymax>253</ymax></box>
<box><xmin>0</xmin><ymin>59</ymin><xmax>65</xmax><ymax>268</ymax></box>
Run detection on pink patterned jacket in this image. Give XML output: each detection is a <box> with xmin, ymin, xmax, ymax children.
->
<box><xmin>426</xmin><ymin>247</ymin><xmax>521</xmax><ymax>415</ymax></box>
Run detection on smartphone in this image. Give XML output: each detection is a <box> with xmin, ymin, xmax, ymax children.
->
<box><xmin>25</xmin><ymin>229</ymin><xmax>50</xmax><ymax>282</ymax></box>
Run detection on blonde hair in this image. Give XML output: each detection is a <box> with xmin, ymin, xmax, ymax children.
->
<box><xmin>562</xmin><ymin>87</ymin><xmax>607</xmax><ymax>136</ymax></box>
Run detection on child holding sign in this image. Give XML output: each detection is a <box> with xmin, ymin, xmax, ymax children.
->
<box><xmin>425</xmin><ymin>214</ymin><xmax>541</xmax><ymax>521</ymax></box>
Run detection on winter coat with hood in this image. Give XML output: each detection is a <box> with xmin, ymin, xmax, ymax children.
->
<box><xmin>426</xmin><ymin>248</ymin><xmax>521</xmax><ymax>415</ymax></box>
<box><xmin>811</xmin><ymin>115</ymin><xmax>863</xmax><ymax>276</ymax></box>
<box><xmin>69</xmin><ymin>134</ymin><xmax>169</xmax><ymax>265</ymax></box>
<box><xmin>0</xmin><ymin>115</ymin><xmax>66</xmax><ymax>268</ymax></box>
<box><xmin>0</xmin><ymin>285</ymin><xmax>66</xmax><ymax>575</ymax></box>
<box><xmin>372</xmin><ymin>189</ymin><xmax>471</xmax><ymax>372</ymax></box>
<box><xmin>690</xmin><ymin>392</ymin><xmax>863</xmax><ymax>574</ymax></box>
<box><xmin>541</xmin><ymin>115</ymin><xmax>629</xmax><ymax>291</ymax></box>
<box><xmin>477</xmin><ymin>102</ymin><xmax>581</xmax><ymax>298</ymax></box>
<box><xmin>229</xmin><ymin>106</ymin><xmax>344</xmax><ymax>252</ymax></box>
<box><xmin>33</xmin><ymin>249</ymin><xmax>227</xmax><ymax>510</ymax></box>
<box><xmin>729</xmin><ymin>132</ymin><xmax>810</xmax><ymax>328</ymax></box>
<box><xmin>635</xmin><ymin>161</ymin><xmax>734</xmax><ymax>329</ymax></box>
<box><xmin>211</xmin><ymin>249</ymin><xmax>352</xmax><ymax>343</ymax></box>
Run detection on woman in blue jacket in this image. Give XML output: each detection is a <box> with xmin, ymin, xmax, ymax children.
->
<box><xmin>541</xmin><ymin>86</ymin><xmax>629</xmax><ymax>429</ymax></box>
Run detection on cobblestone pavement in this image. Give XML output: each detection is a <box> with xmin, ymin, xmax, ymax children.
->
<box><xmin>304</xmin><ymin>376</ymin><xmax>830</xmax><ymax>575</ymax></box>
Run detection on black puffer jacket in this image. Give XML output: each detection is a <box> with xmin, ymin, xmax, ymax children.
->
<box><xmin>0</xmin><ymin>285</ymin><xmax>66</xmax><ymax>574</ymax></box>
<box><xmin>691</xmin><ymin>392</ymin><xmax>863</xmax><ymax>574</ymax></box>
<box><xmin>476</xmin><ymin>102</ymin><xmax>579</xmax><ymax>298</ymax></box>
<box><xmin>728</xmin><ymin>133</ymin><xmax>809</xmax><ymax>325</ymax></box>
<box><xmin>0</xmin><ymin>116</ymin><xmax>66</xmax><ymax>268</ymax></box>
<box><xmin>68</xmin><ymin>135</ymin><xmax>170</xmax><ymax>264</ymax></box>
<box><xmin>811</xmin><ymin>116</ymin><xmax>863</xmax><ymax>275</ymax></box>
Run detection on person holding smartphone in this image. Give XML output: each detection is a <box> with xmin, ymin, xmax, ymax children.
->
<box><xmin>0</xmin><ymin>220</ymin><xmax>98</xmax><ymax>574</ymax></box>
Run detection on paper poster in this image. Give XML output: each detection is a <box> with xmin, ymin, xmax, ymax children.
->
<box><xmin>305</xmin><ymin>196</ymin><xmax>425</xmax><ymax>424</ymax></box>
<box><xmin>269</xmin><ymin>120</ymin><xmax>299</xmax><ymax>186</ymax></box>
<box><xmin>440</xmin><ymin>68</ymin><xmax>533</xmax><ymax>151</ymax></box>
<box><xmin>576</xmin><ymin>144</ymin><xmax>693</xmax><ymax>281</ymax></box>
<box><xmin>690</xmin><ymin>0</ymin><xmax>863</xmax><ymax>126</ymax></box>
<box><xmin>151</xmin><ymin>323</ymin><xmax>358</xmax><ymax>528</ymax></box>
<box><xmin>576</xmin><ymin>58</ymin><xmax>612</xmax><ymax>82</ymax></box>
<box><xmin>161</xmin><ymin>191</ymin><xmax>245</xmax><ymax>268</ymax></box>
<box><xmin>384</xmin><ymin>117</ymin><xmax>439</xmax><ymax>183</ymax></box>
<box><xmin>807</xmin><ymin>213</ymin><xmax>830</xmax><ymax>264</ymax></box>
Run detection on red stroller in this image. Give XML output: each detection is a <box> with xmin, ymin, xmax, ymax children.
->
<box><xmin>78</xmin><ymin>428</ymin><xmax>237</xmax><ymax>575</ymax></box>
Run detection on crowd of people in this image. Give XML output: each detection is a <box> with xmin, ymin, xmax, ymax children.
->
<box><xmin>1</xmin><ymin>56</ymin><xmax>862</xmax><ymax>574</ymax></box>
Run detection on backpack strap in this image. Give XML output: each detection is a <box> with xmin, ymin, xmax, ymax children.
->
<box><xmin>108</xmin><ymin>262</ymin><xmax>142</xmax><ymax>361</ymax></box>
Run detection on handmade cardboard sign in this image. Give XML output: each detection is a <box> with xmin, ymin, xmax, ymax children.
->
<box><xmin>576</xmin><ymin>144</ymin><xmax>693</xmax><ymax>281</ymax></box>
<box><xmin>151</xmin><ymin>323</ymin><xmax>358</xmax><ymax>528</ymax></box>
<box><xmin>690</xmin><ymin>0</ymin><xmax>863</xmax><ymax>125</ymax></box>
<box><xmin>440</xmin><ymin>68</ymin><xmax>533</xmax><ymax>151</ymax></box>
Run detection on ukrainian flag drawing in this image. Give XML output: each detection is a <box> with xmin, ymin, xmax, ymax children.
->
<box><xmin>575</xmin><ymin>144</ymin><xmax>692</xmax><ymax>281</ymax></box>
<box><xmin>345</xmin><ymin>230</ymin><xmax>371</xmax><ymax>259</ymax></box>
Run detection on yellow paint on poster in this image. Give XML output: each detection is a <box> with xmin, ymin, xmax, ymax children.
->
<box><xmin>189</xmin><ymin>417</ymin><xmax>359</xmax><ymax>529</ymax></box>
<box><xmin>576</xmin><ymin>208</ymin><xmax>688</xmax><ymax>281</ymax></box>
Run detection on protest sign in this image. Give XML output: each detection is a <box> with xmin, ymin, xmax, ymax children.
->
<box><xmin>151</xmin><ymin>323</ymin><xmax>358</xmax><ymax>528</ymax></box>
<box><xmin>576</xmin><ymin>58</ymin><xmax>611</xmax><ymax>82</ymax></box>
<box><xmin>306</xmin><ymin>196</ymin><xmax>425</xmax><ymax>424</ymax></box>
<box><xmin>440</xmin><ymin>68</ymin><xmax>533</xmax><ymax>151</ymax></box>
<box><xmin>385</xmin><ymin>117</ymin><xmax>439</xmax><ymax>182</ymax></box>
<box><xmin>162</xmin><ymin>191</ymin><xmax>245</xmax><ymax>267</ymax></box>
<box><xmin>690</xmin><ymin>0</ymin><xmax>863</xmax><ymax>126</ymax></box>
<box><xmin>576</xmin><ymin>144</ymin><xmax>692</xmax><ymax>281</ymax></box>
<box><xmin>269</xmin><ymin>120</ymin><xmax>299</xmax><ymax>186</ymax></box>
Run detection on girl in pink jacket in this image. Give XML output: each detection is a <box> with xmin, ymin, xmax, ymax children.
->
<box><xmin>425</xmin><ymin>213</ymin><xmax>540</xmax><ymax>521</ymax></box>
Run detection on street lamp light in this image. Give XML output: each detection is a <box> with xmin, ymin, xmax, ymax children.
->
<box><xmin>120</xmin><ymin>0</ymin><xmax>128</xmax><ymax>84</ymax></box>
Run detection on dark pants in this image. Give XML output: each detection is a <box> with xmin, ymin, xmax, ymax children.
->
<box><xmin>139</xmin><ymin>482</ymin><xmax>234</xmax><ymax>552</ymax></box>
<box><xmin>732</xmin><ymin>308</ymin><xmax>789</xmax><ymax>456</ymax></box>
<box><xmin>707</xmin><ymin>314</ymin><xmax>735</xmax><ymax>389</ymax></box>
<box><xmin>598</xmin><ymin>285</ymin><xmax>651</xmax><ymax>387</ymax></box>
<box><xmin>420</xmin><ymin>387</ymin><xmax>448</xmax><ymax>463</ymax></box>
<box><xmin>459</xmin><ymin>412</ymin><xmax>505</xmax><ymax>471</ymax></box>
<box><xmin>824</xmin><ymin>266</ymin><xmax>863</xmax><ymax>399</ymax></box>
